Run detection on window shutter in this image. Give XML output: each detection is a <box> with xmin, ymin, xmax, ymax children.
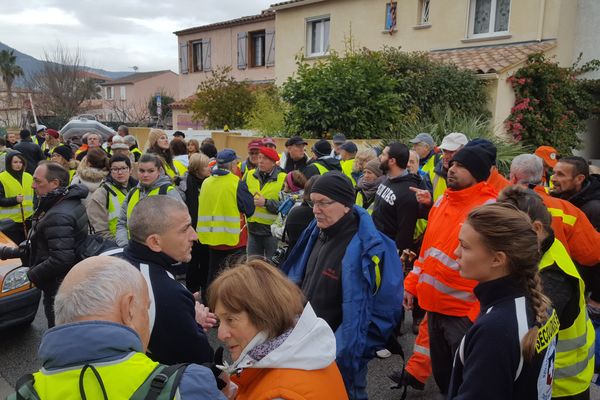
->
<box><xmin>202</xmin><ymin>39</ymin><xmax>211</xmax><ymax>71</ymax></box>
<box><xmin>237</xmin><ymin>32</ymin><xmax>247</xmax><ymax>70</ymax></box>
<box><xmin>179</xmin><ymin>42</ymin><xmax>189</xmax><ymax>74</ymax></box>
<box><xmin>265</xmin><ymin>30</ymin><xmax>275</xmax><ymax>67</ymax></box>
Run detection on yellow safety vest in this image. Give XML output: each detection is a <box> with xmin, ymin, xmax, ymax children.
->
<box><xmin>69</xmin><ymin>169</ymin><xmax>76</xmax><ymax>184</ymax></box>
<box><xmin>0</xmin><ymin>171</ymin><xmax>34</xmax><ymax>222</ymax></box>
<box><xmin>341</xmin><ymin>159</ymin><xmax>356</xmax><ymax>186</ymax></box>
<box><xmin>126</xmin><ymin>184</ymin><xmax>174</xmax><ymax>220</ymax></box>
<box><xmin>313</xmin><ymin>162</ymin><xmax>329</xmax><ymax>175</ymax></box>
<box><xmin>355</xmin><ymin>190</ymin><xmax>374</xmax><ymax>215</ymax></box>
<box><xmin>131</xmin><ymin>147</ymin><xmax>142</xmax><ymax>161</ymax></box>
<box><xmin>428</xmin><ymin>168</ymin><xmax>447</xmax><ymax>202</ymax></box>
<box><xmin>539</xmin><ymin>239</ymin><xmax>595</xmax><ymax>397</ymax></box>
<box><xmin>164</xmin><ymin>160</ymin><xmax>187</xmax><ymax>179</ymax></box>
<box><xmin>245</xmin><ymin>169</ymin><xmax>286</xmax><ymax>225</ymax></box>
<box><xmin>104</xmin><ymin>182</ymin><xmax>127</xmax><ymax>236</ymax></box>
<box><xmin>32</xmin><ymin>352</ymin><xmax>161</xmax><ymax>400</ymax></box>
<box><xmin>422</xmin><ymin>153</ymin><xmax>439</xmax><ymax>176</ymax></box>
<box><xmin>197</xmin><ymin>173</ymin><xmax>242</xmax><ymax>246</ymax></box>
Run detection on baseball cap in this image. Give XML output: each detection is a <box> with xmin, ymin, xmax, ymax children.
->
<box><xmin>285</xmin><ymin>136</ymin><xmax>308</xmax><ymax>146</ymax></box>
<box><xmin>36</xmin><ymin>124</ymin><xmax>47</xmax><ymax>133</ymax></box>
<box><xmin>409</xmin><ymin>133</ymin><xmax>435</xmax><ymax>148</ymax></box>
<box><xmin>440</xmin><ymin>132</ymin><xmax>468</xmax><ymax>151</ymax></box>
<box><xmin>247</xmin><ymin>139</ymin><xmax>262</xmax><ymax>151</ymax></box>
<box><xmin>332</xmin><ymin>133</ymin><xmax>347</xmax><ymax>144</ymax></box>
<box><xmin>534</xmin><ymin>146</ymin><xmax>559</xmax><ymax>168</ymax></box>
<box><xmin>261</xmin><ymin>137</ymin><xmax>277</xmax><ymax>148</ymax></box>
<box><xmin>339</xmin><ymin>141</ymin><xmax>358</xmax><ymax>154</ymax></box>
<box><xmin>216</xmin><ymin>149</ymin><xmax>238</xmax><ymax>164</ymax></box>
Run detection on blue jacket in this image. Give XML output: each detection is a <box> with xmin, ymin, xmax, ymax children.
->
<box><xmin>36</xmin><ymin>321</ymin><xmax>226</xmax><ymax>399</ymax></box>
<box><xmin>282</xmin><ymin>206</ymin><xmax>404</xmax><ymax>396</ymax></box>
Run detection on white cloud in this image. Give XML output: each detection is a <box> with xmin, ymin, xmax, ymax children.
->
<box><xmin>0</xmin><ymin>7</ymin><xmax>81</xmax><ymax>26</ymax></box>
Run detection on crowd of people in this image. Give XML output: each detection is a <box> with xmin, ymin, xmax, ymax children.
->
<box><xmin>2</xmin><ymin>125</ymin><xmax>600</xmax><ymax>399</ymax></box>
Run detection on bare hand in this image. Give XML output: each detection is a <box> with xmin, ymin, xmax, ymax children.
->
<box><xmin>254</xmin><ymin>193</ymin><xmax>266</xmax><ymax>207</ymax></box>
<box><xmin>410</xmin><ymin>186</ymin><xmax>432</xmax><ymax>206</ymax></box>
<box><xmin>195</xmin><ymin>302</ymin><xmax>217</xmax><ymax>331</ymax></box>
<box><xmin>401</xmin><ymin>249</ymin><xmax>417</xmax><ymax>263</ymax></box>
<box><xmin>15</xmin><ymin>195</ymin><xmax>23</xmax><ymax>204</ymax></box>
<box><xmin>403</xmin><ymin>291</ymin><xmax>415</xmax><ymax>311</ymax></box>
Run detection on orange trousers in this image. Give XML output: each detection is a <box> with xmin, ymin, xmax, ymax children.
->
<box><xmin>405</xmin><ymin>313</ymin><xmax>432</xmax><ymax>384</ymax></box>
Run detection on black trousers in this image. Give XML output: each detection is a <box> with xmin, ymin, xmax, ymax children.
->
<box><xmin>42</xmin><ymin>281</ymin><xmax>61</xmax><ymax>329</ymax></box>
<box><xmin>553</xmin><ymin>388</ymin><xmax>590</xmax><ymax>400</ymax></box>
<box><xmin>206</xmin><ymin>247</ymin><xmax>246</xmax><ymax>288</ymax></box>
<box><xmin>185</xmin><ymin>241</ymin><xmax>210</xmax><ymax>295</ymax></box>
<box><xmin>428</xmin><ymin>312</ymin><xmax>473</xmax><ymax>394</ymax></box>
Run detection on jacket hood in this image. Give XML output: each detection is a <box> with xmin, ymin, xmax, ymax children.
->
<box><xmin>139</xmin><ymin>173</ymin><xmax>173</xmax><ymax>192</ymax></box>
<box><xmin>76</xmin><ymin>164</ymin><xmax>108</xmax><ymax>183</ymax></box>
<box><xmin>231</xmin><ymin>303</ymin><xmax>336</xmax><ymax>372</ymax></box>
<box><xmin>389</xmin><ymin>171</ymin><xmax>423</xmax><ymax>186</ymax></box>
<box><xmin>315</xmin><ymin>156</ymin><xmax>342</xmax><ymax>171</ymax></box>
<box><xmin>65</xmin><ymin>183</ymin><xmax>90</xmax><ymax>200</ymax></box>
<box><xmin>4</xmin><ymin>150</ymin><xmax>26</xmax><ymax>178</ymax></box>
<box><xmin>568</xmin><ymin>175</ymin><xmax>600</xmax><ymax>206</ymax></box>
<box><xmin>38</xmin><ymin>321</ymin><xmax>143</xmax><ymax>370</ymax></box>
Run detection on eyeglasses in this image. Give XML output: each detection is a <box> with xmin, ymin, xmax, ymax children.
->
<box><xmin>110</xmin><ymin>167</ymin><xmax>129</xmax><ymax>172</ymax></box>
<box><xmin>307</xmin><ymin>199</ymin><xmax>337</xmax><ymax>209</ymax></box>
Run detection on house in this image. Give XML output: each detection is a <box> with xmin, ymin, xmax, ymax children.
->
<box><xmin>171</xmin><ymin>10</ymin><xmax>276</xmax><ymax>130</ymax></box>
<box><xmin>99</xmin><ymin>70</ymin><xmax>179</xmax><ymax>124</ymax></box>
<box><xmin>270</xmin><ymin>0</ymin><xmax>591</xmax><ymax>133</ymax></box>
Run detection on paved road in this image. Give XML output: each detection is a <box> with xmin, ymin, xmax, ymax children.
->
<box><xmin>1</xmin><ymin>303</ymin><xmax>597</xmax><ymax>399</ymax></box>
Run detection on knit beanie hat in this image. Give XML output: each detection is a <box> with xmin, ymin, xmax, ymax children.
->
<box><xmin>311</xmin><ymin>171</ymin><xmax>355</xmax><ymax>207</ymax></box>
<box><xmin>53</xmin><ymin>145</ymin><xmax>73</xmax><ymax>161</ymax></box>
<box><xmin>285</xmin><ymin>172</ymin><xmax>301</xmax><ymax>193</ymax></box>
<box><xmin>312</xmin><ymin>139</ymin><xmax>332</xmax><ymax>158</ymax></box>
<box><xmin>450</xmin><ymin>146</ymin><xmax>492</xmax><ymax>182</ymax></box>
<box><xmin>364</xmin><ymin>159</ymin><xmax>383</xmax><ymax>177</ymax></box>
<box><xmin>465</xmin><ymin>138</ymin><xmax>497</xmax><ymax>166</ymax></box>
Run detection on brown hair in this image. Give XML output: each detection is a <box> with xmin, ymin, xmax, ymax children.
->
<box><xmin>498</xmin><ymin>185</ymin><xmax>552</xmax><ymax>233</ymax></box>
<box><xmin>289</xmin><ymin>170</ymin><xmax>307</xmax><ymax>190</ymax></box>
<box><xmin>188</xmin><ymin>153</ymin><xmax>210</xmax><ymax>179</ymax></box>
<box><xmin>86</xmin><ymin>148</ymin><xmax>109</xmax><ymax>170</ymax></box>
<box><xmin>170</xmin><ymin>139</ymin><xmax>188</xmax><ymax>156</ymax></box>
<box><xmin>188</xmin><ymin>139</ymin><xmax>200</xmax><ymax>154</ymax></box>
<box><xmin>303</xmin><ymin>175</ymin><xmax>320</xmax><ymax>202</ymax></box>
<box><xmin>207</xmin><ymin>259</ymin><xmax>304</xmax><ymax>339</ymax></box>
<box><xmin>466</xmin><ymin>203</ymin><xmax>550</xmax><ymax>362</ymax></box>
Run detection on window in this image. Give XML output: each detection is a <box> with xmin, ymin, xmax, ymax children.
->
<box><xmin>105</xmin><ymin>86</ymin><xmax>113</xmax><ymax>100</ymax></box>
<box><xmin>307</xmin><ymin>17</ymin><xmax>330</xmax><ymax>56</ymax></box>
<box><xmin>192</xmin><ymin>40</ymin><xmax>203</xmax><ymax>72</ymax></box>
<box><xmin>418</xmin><ymin>0</ymin><xmax>431</xmax><ymax>25</ymax></box>
<box><xmin>120</xmin><ymin>86</ymin><xmax>126</xmax><ymax>100</ymax></box>
<box><xmin>385</xmin><ymin>2</ymin><xmax>397</xmax><ymax>31</ymax></box>
<box><xmin>469</xmin><ymin>0</ymin><xmax>511</xmax><ymax>36</ymax></box>
<box><xmin>250</xmin><ymin>30</ymin><xmax>266</xmax><ymax>67</ymax></box>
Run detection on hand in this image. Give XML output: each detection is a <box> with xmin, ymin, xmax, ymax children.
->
<box><xmin>253</xmin><ymin>193</ymin><xmax>266</xmax><ymax>207</ymax></box>
<box><xmin>403</xmin><ymin>291</ymin><xmax>415</xmax><ymax>311</ymax></box>
<box><xmin>195</xmin><ymin>302</ymin><xmax>217</xmax><ymax>332</ymax></box>
<box><xmin>15</xmin><ymin>195</ymin><xmax>23</xmax><ymax>204</ymax></box>
<box><xmin>400</xmin><ymin>249</ymin><xmax>417</xmax><ymax>263</ymax></box>
<box><xmin>219</xmin><ymin>372</ymin><xmax>238</xmax><ymax>400</ymax></box>
<box><xmin>410</xmin><ymin>186</ymin><xmax>432</xmax><ymax>206</ymax></box>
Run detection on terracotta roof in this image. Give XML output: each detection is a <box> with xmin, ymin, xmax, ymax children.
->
<box><xmin>428</xmin><ymin>40</ymin><xmax>557</xmax><ymax>74</ymax></box>
<box><xmin>174</xmin><ymin>10</ymin><xmax>275</xmax><ymax>36</ymax></box>
<box><xmin>100</xmin><ymin>70</ymin><xmax>174</xmax><ymax>86</ymax></box>
<box><xmin>270</xmin><ymin>0</ymin><xmax>306</xmax><ymax>7</ymax></box>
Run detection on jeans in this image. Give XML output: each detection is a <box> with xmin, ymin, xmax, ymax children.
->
<box><xmin>247</xmin><ymin>233</ymin><xmax>278</xmax><ymax>260</ymax></box>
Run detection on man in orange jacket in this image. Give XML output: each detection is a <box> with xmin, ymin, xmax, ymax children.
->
<box><xmin>404</xmin><ymin>145</ymin><xmax>497</xmax><ymax>396</ymax></box>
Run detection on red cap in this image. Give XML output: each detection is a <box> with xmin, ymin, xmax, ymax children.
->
<box><xmin>262</xmin><ymin>137</ymin><xmax>276</xmax><ymax>147</ymax></box>
<box><xmin>46</xmin><ymin>129</ymin><xmax>60</xmax><ymax>139</ymax></box>
<box><xmin>248</xmin><ymin>139</ymin><xmax>262</xmax><ymax>150</ymax></box>
<box><xmin>534</xmin><ymin>146</ymin><xmax>559</xmax><ymax>168</ymax></box>
<box><xmin>259</xmin><ymin>146</ymin><xmax>280</xmax><ymax>162</ymax></box>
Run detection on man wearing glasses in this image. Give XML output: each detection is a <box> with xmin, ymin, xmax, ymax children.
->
<box><xmin>282</xmin><ymin>171</ymin><xmax>403</xmax><ymax>400</ymax></box>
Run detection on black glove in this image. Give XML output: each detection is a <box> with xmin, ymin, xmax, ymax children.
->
<box><xmin>203</xmin><ymin>346</ymin><xmax>227</xmax><ymax>390</ymax></box>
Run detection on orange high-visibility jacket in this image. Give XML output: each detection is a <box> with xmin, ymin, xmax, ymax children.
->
<box><xmin>487</xmin><ymin>168</ymin><xmax>510</xmax><ymax>194</ymax></box>
<box><xmin>405</xmin><ymin>182</ymin><xmax>498</xmax><ymax>320</ymax></box>
<box><xmin>534</xmin><ymin>186</ymin><xmax>600</xmax><ymax>267</ymax></box>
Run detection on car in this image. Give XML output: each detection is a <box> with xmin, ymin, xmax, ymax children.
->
<box><xmin>60</xmin><ymin>117</ymin><xmax>116</xmax><ymax>145</ymax></box>
<box><xmin>0</xmin><ymin>230</ymin><xmax>40</xmax><ymax>330</ymax></box>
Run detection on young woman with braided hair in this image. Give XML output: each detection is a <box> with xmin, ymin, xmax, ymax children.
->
<box><xmin>448</xmin><ymin>203</ymin><xmax>558</xmax><ymax>400</ymax></box>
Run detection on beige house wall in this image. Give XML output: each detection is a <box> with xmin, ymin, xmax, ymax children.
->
<box><xmin>177</xmin><ymin>19</ymin><xmax>276</xmax><ymax>99</ymax></box>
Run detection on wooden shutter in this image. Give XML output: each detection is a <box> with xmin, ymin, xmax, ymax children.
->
<box><xmin>265</xmin><ymin>30</ymin><xmax>275</xmax><ymax>67</ymax></box>
<box><xmin>179</xmin><ymin>42</ymin><xmax>189</xmax><ymax>74</ymax></box>
<box><xmin>202</xmin><ymin>39</ymin><xmax>211</xmax><ymax>71</ymax></box>
<box><xmin>237</xmin><ymin>32</ymin><xmax>247</xmax><ymax>70</ymax></box>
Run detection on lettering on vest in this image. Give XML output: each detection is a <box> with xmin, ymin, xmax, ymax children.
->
<box><xmin>536</xmin><ymin>310</ymin><xmax>560</xmax><ymax>354</ymax></box>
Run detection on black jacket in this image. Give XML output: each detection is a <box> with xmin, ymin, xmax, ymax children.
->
<box><xmin>303</xmin><ymin>157</ymin><xmax>342</xmax><ymax>179</ymax></box>
<box><xmin>182</xmin><ymin>172</ymin><xmax>205</xmax><ymax>228</ymax></box>
<box><xmin>14</xmin><ymin>139</ymin><xmax>45</xmax><ymax>175</ymax></box>
<box><xmin>371</xmin><ymin>172</ymin><xmax>426</xmax><ymax>251</ymax></box>
<box><xmin>111</xmin><ymin>241</ymin><xmax>214</xmax><ymax>365</ymax></box>
<box><xmin>448</xmin><ymin>275</ymin><xmax>557</xmax><ymax>400</ymax></box>
<box><xmin>563</xmin><ymin>175</ymin><xmax>600</xmax><ymax>230</ymax></box>
<box><xmin>27</xmin><ymin>185</ymin><xmax>89</xmax><ymax>289</ymax></box>
<box><xmin>283</xmin><ymin>153</ymin><xmax>309</xmax><ymax>173</ymax></box>
<box><xmin>284</xmin><ymin>202</ymin><xmax>314</xmax><ymax>250</ymax></box>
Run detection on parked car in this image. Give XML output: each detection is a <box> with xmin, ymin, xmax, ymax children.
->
<box><xmin>0</xmin><ymin>227</ymin><xmax>40</xmax><ymax>330</ymax></box>
<box><xmin>60</xmin><ymin>117</ymin><xmax>115</xmax><ymax>145</ymax></box>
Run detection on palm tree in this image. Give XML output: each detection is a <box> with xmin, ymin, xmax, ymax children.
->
<box><xmin>0</xmin><ymin>49</ymin><xmax>24</xmax><ymax>100</ymax></box>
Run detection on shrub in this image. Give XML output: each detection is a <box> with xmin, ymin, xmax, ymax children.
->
<box><xmin>246</xmin><ymin>86</ymin><xmax>287</xmax><ymax>136</ymax></box>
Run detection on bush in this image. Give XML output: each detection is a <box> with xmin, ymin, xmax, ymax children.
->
<box><xmin>246</xmin><ymin>86</ymin><xmax>287</xmax><ymax>136</ymax></box>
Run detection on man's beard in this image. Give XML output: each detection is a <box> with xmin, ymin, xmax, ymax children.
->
<box><xmin>380</xmin><ymin>160</ymin><xmax>390</xmax><ymax>173</ymax></box>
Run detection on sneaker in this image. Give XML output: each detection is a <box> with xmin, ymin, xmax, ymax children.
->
<box><xmin>376</xmin><ymin>349</ymin><xmax>392</xmax><ymax>359</ymax></box>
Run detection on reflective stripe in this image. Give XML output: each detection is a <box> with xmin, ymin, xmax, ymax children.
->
<box><xmin>196</xmin><ymin>226</ymin><xmax>241</xmax><ymax>234</ymax></box>
<box><xmin>197</xmin><ymin>216</ymin><xmax>240</xmax><ymax>223</ymax></box>
<box><xmin>548</xmin><ymin>208</ymin><xmax>577</xmax><ymax>226</ymax></box>
<box><xmin>140</xmin><ymin>264</ymin><xmax>156</xmax><ymax>335</ymax></box>
<box><xmin>372</xmin><ymin>255</ymin><xmax>381</xmax><ymax>292</ymax></box>
<box><xmin>418</xmin><ymin>273</ymin><xmax>476</xmax><ymax>302</ymax></box>
<box><xmin>411</xmin><ymin>266</ymin><xmax>422</xmax><ymax>274</ymax></box>
<box><xmin>250</xmin><ymin>211</ymin><xmax>277</xmax><ymax>222</ymax></box>
<box><xmin>556</xmin><ymin>332</ymin><xmax>588</xmax><ymax>353</ymax></box>
<box><xmin>423</xmin><ymin>247</ymin><xmax>459</xmax><ymax>271</ymax></box>
<box><xmin>514</xmin><ymin>296</ymin><xmax>528</xmax><ymax>381</ymax></box>
<box><xmin>414</xmin><ymin>344</ymin><xmax>430</xmax><ymax>357</ymax></box>
<box><xmin>554</xmin><ymin>345</ymin><xmax>595</xmax><ymax>379</ymax></box>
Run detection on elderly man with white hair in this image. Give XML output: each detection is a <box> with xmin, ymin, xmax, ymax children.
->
<box><xmin>7</xmin><ymin>256</ymin><xmax>227</xmax><ymax>399</ymax></box>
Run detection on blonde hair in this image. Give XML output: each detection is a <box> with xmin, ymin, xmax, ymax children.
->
<box><xmin>188</xmin><ymin>153</ymin><xmax>210</xmax><ymax>178</ymax></box>
<box><xmin>207</xmin><ymin>259</ymin><xmax>304</xmax><ymax>339</ymax></box>
<box><xmin>353</xmin><ymin>148</ymin><xmax>377</xmax><ymax>173</ymax></box>
<box><xmin>144</xmin><ymin>129</ymin><xmax>167</xmax><ymax>152</ymax></box>
<box><xmin>188</xmin><ymin>139</ymin><xmax>200</xmax><ymax>154</ymax></box>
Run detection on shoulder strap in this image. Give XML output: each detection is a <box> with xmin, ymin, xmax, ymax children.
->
<box><xmin>102</xmin><ymin>183</ymin><xmax>118</xmax><ymax>209</ymax></box>
<box><xmin>158</xmin><ymin>184</ymin><xmax>171</xmax><ymax>195</ymax></box>
<box><xmin>13</xmin><ymin>373</ymin><xmax>39</xmax><ymax>400</ymax></box>
<box><xmin>131</xmin><ymin>363</ymin><xmax>189</xmax><ymax>400</ymax></box>
<box><xmin>126</xmin><ymin>187</ymin><xmax>139</xmax><ymax>202</ymax></box>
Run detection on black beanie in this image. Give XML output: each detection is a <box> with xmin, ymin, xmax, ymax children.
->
<box><xmin>465</xmin><ymin>138</ymin><xmax>497</xmax><ymax>166</ymax></box>
<box><xmin>53</xmin><ymin>145</ymin><xmax>73</xmax><ymax>161</ymax></box>
<box><xmin>312</xmin><ymin>139</ymin><xmax>332</xmax><ymax>158</ymax></box>
<box><xmin>311</xmin><ymin>171</ymin><xmax>355</xmax><ymax>207</ymax></box>
<box><xmin>450</xmin><ymin>146</ymin><xmax>492</xmax><ymax>182</ymax></box>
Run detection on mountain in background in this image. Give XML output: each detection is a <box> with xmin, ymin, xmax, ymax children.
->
<box><xmin>0</xmin><ymin>42</ymin><xmax>132</xmax><ymax>86</ymax></box>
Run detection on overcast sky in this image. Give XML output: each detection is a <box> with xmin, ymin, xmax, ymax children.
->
<box><xmin>0</xmin><ymin>0</ymin><xmax>274</xmax><ymax>73</ymax></box>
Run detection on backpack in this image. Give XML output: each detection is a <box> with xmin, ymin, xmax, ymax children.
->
<box><xmin>75</xmin><ymin>223</ymin><xmax>118</xmax><ymax>261</ymax></box>
<box><xmin>9</xmin><ymin>363</ymin><xmax>189</xmax><ymax>400</ymax></box>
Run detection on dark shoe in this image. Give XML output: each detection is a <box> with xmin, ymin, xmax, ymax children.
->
<box><xmin>388</xmin><ymin>369</ymin><xmax>425</xmax><ymax>391</ymax></box>
<box><xmin>412</xmin><ymin>318</ymin><xmax>423</xmax><ymax>335</ymax></box>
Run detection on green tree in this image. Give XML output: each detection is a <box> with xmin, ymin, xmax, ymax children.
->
<box><xmin>0</xmin><ymin>49</ymin><xmax>24</xmax><ymax>100</ymax></box>
<box><xmin>246</xmin><ymin>85</ymin><xmax>287</xmax><ymax>136</ymax></box>
<box><xmin>188</xmin><ymin>67</ymin><xmax>255</xmax><ymax>129</ymax></box>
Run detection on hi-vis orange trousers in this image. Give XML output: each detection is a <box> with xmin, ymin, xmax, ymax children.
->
<box><xmin>405</xmin><ymin>313</ymin><xmax>432</xmax><ymax>383</ymax></box>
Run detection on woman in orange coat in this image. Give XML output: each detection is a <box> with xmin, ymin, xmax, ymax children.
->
<box><xmin>208</xmin><ymin>259</ymin><xmax>348</xmax><ymax>400</ymax></box>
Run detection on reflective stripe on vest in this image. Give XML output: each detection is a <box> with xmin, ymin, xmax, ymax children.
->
<box><xmin>547</xmin><ymin>208</ymin><xmax>577</xmax><ymax>226</ymax></box>
<box><xmin>104</xmin><ymin>183</ymin><xmax>127</xmax><ymax>236</ymax></box>
<box><xmin>0</xmin><ymin>171</ymin><xmax>34</xmax><ymax>222</ymax></box>
<box><xmin>245</xmin><ymin>169</ymin><xmax>286</xmax><ymax>225</ymax></box>
<box><xmin>126</xmin><ymin>185</ymin><xmax>174</xmax><ymax>219</ymax></box>
<box><xmin>32</xmin><ymin>352</ymin><xmax>160</xmax><ymax>400</ymax></box>
<box><xmin>421</xmin><ymin>247</ymin><xmax>460</xmax><ymax>271</ymax></box>
<box><xmin>539</xmin><ymin>239</ymin><xmax>595</xmax><ymax>397</ymax></box>
<box><xmin>198</xmin><ymin>173</ymin><xmax>242</xmax><ymax>246</ymax></box>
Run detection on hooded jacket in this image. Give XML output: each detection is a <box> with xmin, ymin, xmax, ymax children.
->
<box><xmin>562</xmin><ymin>175</ymin><xmax>600</xmax><ymax>230</ymax></box>
<box><xmin>27</xmin><ymin>184</ymin><xmax>89</xmax><ymax>290</ymax></box>
<box><xmin>303</xmin><ymin>156</ymin><xmax>342</xmax><ymax>179</ymax></box>
<box><xmin>230</xmin><ymin>303</ymin><xmax>348</xmax><ymax>400</ymax></box>
<box><xmin>0</xmin><ymin>151</ymin><xmax>30</xmax><ymax>208</ymax></box>
<box><xmin>115</xmin><ymin>174</ymin><xmax>182</xmax><ymax>247</ymax></box>
<box><xmin>30</xmin><ymin>321</ymin><xmax>225</xmax><ymax>399</ymax></box>
<box><xmin>71</xmin><ymin>162</ymin><xmax>109</xmax><ymax>206</ymax></box>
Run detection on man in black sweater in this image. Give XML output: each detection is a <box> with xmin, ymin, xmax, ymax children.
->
<box><xmin>106</xmin><ymin>195</ymin><xmax>214</xmax><ymax>365</ymax></box>
<box><xmin>14</xmin><ymin>129</ymin><xmax>45</xmax><ymax>175</ymax></box>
